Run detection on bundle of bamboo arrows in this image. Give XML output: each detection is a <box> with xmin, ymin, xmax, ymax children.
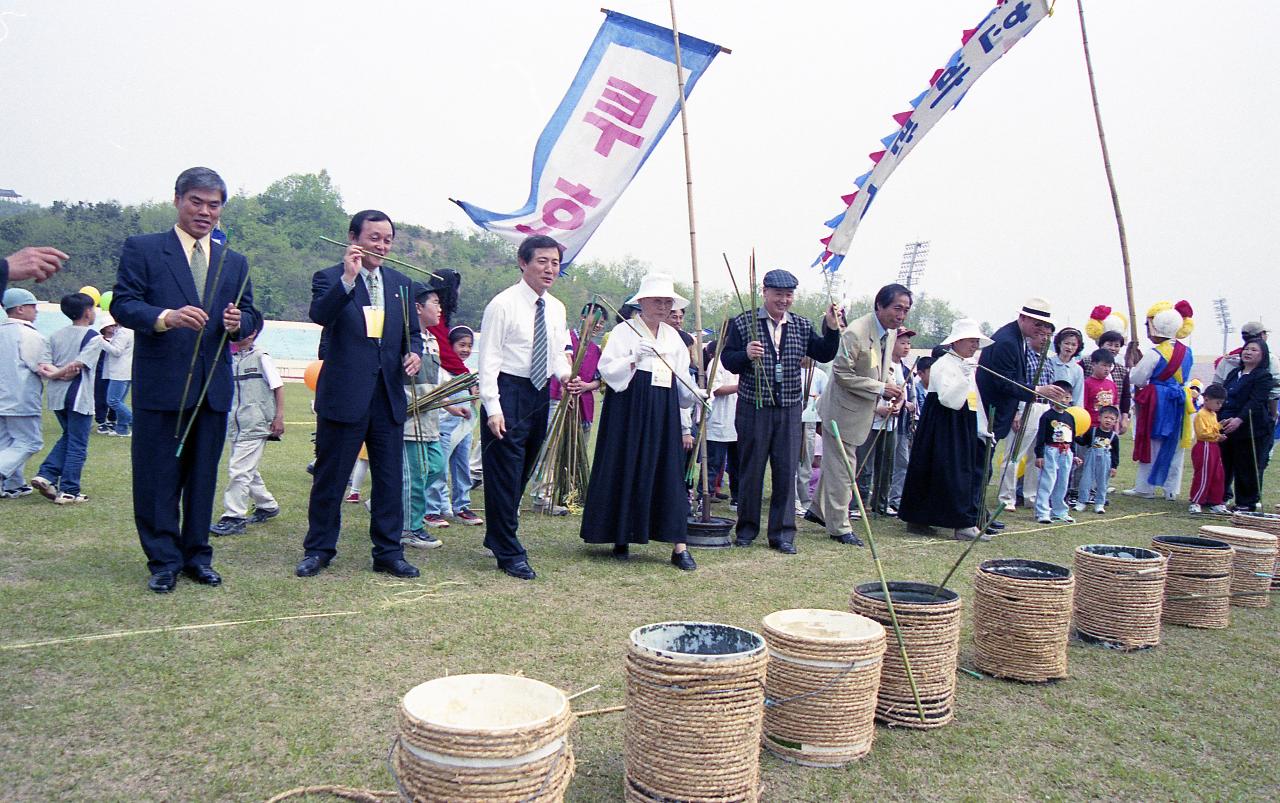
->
<box><xmin>406</xmin><ymin>372</ymin><xmax>478</xmax><ymax>417</ymax></box>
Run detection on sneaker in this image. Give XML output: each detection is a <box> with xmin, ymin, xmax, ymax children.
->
<box><xmin>344</xmin><ymin>490</ymin><xmax>361</xmax><ymax>504</ymax></box>
<box><xmin>954</xmin><ymin>527</ymin><xmax>992</xmax><ymax>542</ymax></box>
<box><xmin>1094</xmin><ymin>505</ymin><xmax>1106</xmax><ymax>514</ymax></box>
<box><xmin>455</xmin><ymin>508</ymin><xmax>484</xmax><ymax>526</ymax></box>
<box><xmin>418</xmin><ymin>531</ymin><xmax>443</xmax><ymax>548</ymax></box>
<box><xmin>1037</xmin><ymin>518</ymin><xmax>1052</xmax><ymax>525</ymax></box>
<box><xmin>423</xmin><ymin>514</ymin><xmax>451</xmax><ymax>528</ymax></box>
<box><xmin>96</xmin><ymin>424</ymin><xmax>111</xmax><ymax>435</ymax></box>
<box><xmin>401</xmin><ymin>530</ymin><xmax>432</xmax><ymax>549</ymax></box>
<box><xmin>1121</xmin><ymin>489</ymin><xmax>1155</xmax><ymax>499</ymax></box>
<box><xmin>1003</xmin><ymin>502</ymin><xmax>1017</xmax><ymax>512</ymax></box>
<box><xmin>30</xmin><ymin>476</ymin><xmax>58</xmax><ymax>500</ymax></box>
<box><xmin>533</xmin><ymin>500</ymin><xmax>568</xmax><ymax>516</ymax></box>
<box><xmin>1053</xmin><ymin>515</ymin><xmax>1076</xmax><ymax>524</ymax></box>
<box><xmin>1208</xmin><ymin>504</ymin><xmax>1230</xmax><ymax>514</ymax></box>
<box><xmin>210</xmin><ymin>516</ymin><xmax>247</xmax><ymax>536</ymax></box>
<box><xmin>1187</xmin><ymin>503</ymin><xmax>1202</xmax><ymax>514</ymax></box>
<box><xmin>53</xmin><ymin>492</ymin><xmax>88</xmax><ymax>504</ymax></box>
<box><xmin>885</xmin><ymin>505</ymin><xmax>899</xmax><ymax>516</ymax></box>
<box><xmin>248</xmin><ymin>506</ymin><xmax>281</xmax><ymax>524</ymax></box>
<box><xmin>0</xmin><ymin>485</ymin><xmax>33</xmax><ymax>499</ymax></box>
<box><xmin>1073</xmin><ymin>502</ymin><xmax>1086</xmax><ymax>513</ymax></box>
<box><xmin>1066</xmin><ymin>493</ymin><xmax>1079</xmax><ymax>506</ymax></box>
<box><xmin>114</xmin><ymin>429</ymin><xmax>132</xmax><ymax>438</ymax></box>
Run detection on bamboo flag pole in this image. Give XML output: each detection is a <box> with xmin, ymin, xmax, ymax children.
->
<box><xmin>174</xmin><ymin>239</ymin><xmax>231</xmax><ymax>438</ymax></box>
<box><xmin>318</xmin><ymin>236</ymin><xmax>443</xmax><ymax>282</ymax></box>
<box><xmin>1075</xmin><ymin>0</ymin><xmax>1140</xmax><ymax>354</ymax></box>
<box><xmin>667</xmin><ymin>0</ymin><xmax>714</xmax><ymax>520</ymax></box>
<box><xmin>175</xmin><ymin>268</ymin><xmax>253</xmax><ymax>458</ymax></box>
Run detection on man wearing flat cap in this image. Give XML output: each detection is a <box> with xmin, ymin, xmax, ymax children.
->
<box><xmin>977</xmin><ymin>297</ymin><xmax>1070</xmax><ymax>514</ymax></box>
<box><xmin>721</xmin><ymin>269</ymin><xmax>840</xmax><ymax>553</ymax></box>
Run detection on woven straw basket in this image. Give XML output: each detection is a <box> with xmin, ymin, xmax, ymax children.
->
<box><xmin>1150</xmin><ymin>535</ymin><xmax>1233</xmax><ymax>629</ymax></box>
<box><xmin>394</xmin><ymin>674</ymin><xmax>574</xmax><ymax>802</ymax></box>
<box><xmin>1199</xmin><ymin>525</ymin><xmax>1275</xmax><ymax>608</ymax></box>
<box><xmin>1072</xmin><ymin>544</ymin><xmax>1166</xmax><ymax>650</ymax></box>
<box><xmin>624</xmin><ymin>622</ymin><xmax>768</xmax><ymax>803</ymax></box>
<box><xmin>973</xmin><ymin>559</ymin><xmax>1074</xmax><ymax>682</ymax></box>
<box><xmin>1230</xmin><ymin>512</ymin><xmax>1280</xmax><ymax>590</ymax></box>
<box><xmin>761</xmin><ymin>608</ymin><xmax>886</xmax><ymax>766</ymax></box>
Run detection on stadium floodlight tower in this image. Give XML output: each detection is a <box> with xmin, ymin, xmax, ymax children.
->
<box><xmin>1213</xmin><ymin>297</ymin><xmax>1231</xmax><ymax>355</ymax></box>
<box><xmin>897</xmin><ymin>240</ymin><xmax>930</xmax><ymax>290</ymax></box>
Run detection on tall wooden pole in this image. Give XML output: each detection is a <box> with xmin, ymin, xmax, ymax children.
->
<box><xmin>668</xmin><ymin>0</ymin><xmax>712</xmax><ymax>519</ymax></box>
<box><xmin>1076</xmin><ymin>0</ymin><xmax>1140</xmax><ymax>354</ymax></box>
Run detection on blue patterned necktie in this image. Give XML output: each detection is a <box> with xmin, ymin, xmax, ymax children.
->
<box><xmin>531</xmin><ymin>297</ymin><xmax>547</xmax><ymax>390</ymax></box>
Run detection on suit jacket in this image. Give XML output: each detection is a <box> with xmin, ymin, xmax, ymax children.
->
<box><xmin>819</xmin><ymin>312</ymin><xmax>890</xmax><ymax>445</ymax></box>
<box><xmin>310</xmin><ymin>263</ymin><xmax>422</xmax><ymax>425</ymax></box>
<box><xmin>111</xmin><ymin>230</ymin><xmax>260</xmax><ymax>413</ymax></box>
<box><xmin>976</xmin><ymin>320</ymin><xmax>1034</xmax><ymax>441</ymax></box>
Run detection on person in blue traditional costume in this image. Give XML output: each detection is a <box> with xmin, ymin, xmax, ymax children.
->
<box><xmin>1123</xmin><ymin>300</ymin><xmax>1195</xmax><ymax>500</ymax></box>
<box><xmin>579</xmin><ymin>274</ymin><xmax>704</xmax><ymax>570</ymax></box>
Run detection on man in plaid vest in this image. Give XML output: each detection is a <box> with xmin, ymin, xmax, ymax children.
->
<box><xmin>721</xmin><ymin>269</ymin><xmax>840</xmax><ymax>553</ymax></box>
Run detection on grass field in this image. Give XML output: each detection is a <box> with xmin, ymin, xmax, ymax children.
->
<box><xmin>2</xmin><ymin>385</ymin><xmax>1277</xmax><ymax>802</ymax></box>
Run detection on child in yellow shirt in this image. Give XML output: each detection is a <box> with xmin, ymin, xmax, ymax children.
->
<box><xmin>1188</xmin><ymin>383</ymin><xmax>1228</xmax><ymax>514</ymax></box>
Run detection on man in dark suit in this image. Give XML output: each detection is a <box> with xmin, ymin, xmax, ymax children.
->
<box><xmin>297</xmin><ymin>210</ymin><xmax>423</xmax><ymax>579</ymax></box>
<box><xmin>976</xmin><ymin>298</ymin><xmax>1068</xmax><ymax>514</ymax></box>
<box><xmin>112</xmin><ymin>167</ymin><xmax>261</xmax><ymax>593</ymax></box>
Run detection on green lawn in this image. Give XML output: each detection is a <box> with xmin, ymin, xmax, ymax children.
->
<box><xmin>1</xmin><ymin>385</ymin><xmax>1277</xmax><ymax>802</ymax></box>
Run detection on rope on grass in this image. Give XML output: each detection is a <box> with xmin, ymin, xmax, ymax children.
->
<box><xmin>1001</xmin><ymin>511</ymin><xmax>1163</xmax><ymax>536</ymax></box>
<box><xmin>0</xmin><ymin>611</ymin><xmax>361</xmax><ymax>651</ymax></box>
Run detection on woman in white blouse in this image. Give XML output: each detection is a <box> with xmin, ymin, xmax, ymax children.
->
<box><xmin>579</xmin><ymin>275</ymin><xmax>702</xmax><ymax>570</ymax></box>
<box><xmin>897</xmin><ymin>319</ymin><xmax>993</xmax><ymax>541</ymax></box>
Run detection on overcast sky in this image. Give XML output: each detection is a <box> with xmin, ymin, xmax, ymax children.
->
<box><xmin>2</xmin><ymin>0</ymin><xmax>1276</xmax><ymax>355</ymax></box>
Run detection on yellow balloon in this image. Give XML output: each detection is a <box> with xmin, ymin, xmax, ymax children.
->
<box><xmin>1066</xmin><ymin>406</ymin><xmax>1092</xmax><ymax>438</ymax></box>
<box><xmin>78</xmin><ymin>285</ymin><xmax>101</xmax><ymax>304</ymax></box>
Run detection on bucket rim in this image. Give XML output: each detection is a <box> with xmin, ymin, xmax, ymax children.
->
<box><xmin>762</xmin><ymin>608</ymin><xmax>885</xmax><ymax>643</ymax></box>
<box><xmin>401</xmin><ymin>673</ymin><xmax>568</xmax><ymax>734</ymax></box>
<box><xmin>852</xmin><ymin>580</ymin><xmax>958</xmax><ymax>604</ymax></box>
<box><xmin>1151</xmin><ymin>534</ymin><xmax>1232</xmax><ymax>550</ymax></box>
<box><xmin>1077</xmin><ymin>543</ymin><xmax>1162</xmax><ymax>560</ymax></box>
<box><xmin>978</xmin><ymin>558</ymin><xmax>1072</xmax><ymax>580</ymax></box>
<box><xmin>629</xmin><ymin>620</ymin><xmax>766</xmax><ymax>661</ymax></box>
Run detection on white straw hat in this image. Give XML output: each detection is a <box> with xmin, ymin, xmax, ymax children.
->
<box><xmin>627</xmin><ymin>273</ymin><xmax>689</xmax><ymax>308</ymax></box>
<box><xmin>1018</xmin><ymin>297</ymin><xmax>1054</xmax><ymax>325</ymax></box>
<box><xmin>941</xmin><ymin>318</ymin><xmax>994</xmax><ymax>348</ymax></box>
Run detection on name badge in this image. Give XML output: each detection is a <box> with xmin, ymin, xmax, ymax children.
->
<box><xmin>363</xmin><ymin>306</ymin><xmax>384</xmax><ymax>339</ymax></box>
<box><xmin>774</xmin><ymin>361</ymin><xmax>783</xmax><ymax>385</ymax></box>
<box><xmin>651</xmin><ymin>363</ymin><xmax>672</xmax><ymax>388</ymax></box>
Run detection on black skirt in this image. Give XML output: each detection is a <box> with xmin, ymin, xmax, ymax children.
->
<box><xmin>580</xmin><ymin>371</ymin><xmax>689</xmax><ymax>545</ymax></box>
<box><xmin>898</xmin><ymin>393</ymin><xmax>985</xmax><ymax>529</ymax></box>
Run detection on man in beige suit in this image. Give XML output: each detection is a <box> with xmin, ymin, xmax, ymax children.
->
<box><xmin>806</xmin><ymin>283</ymin><xmax>912</xmax><ymax>545</ymax></box>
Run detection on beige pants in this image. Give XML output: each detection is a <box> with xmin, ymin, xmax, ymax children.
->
<box><xmin>223</xmin><ymin>438</ymin><xmax>277</xmax><ymax>519</ymax></box>
<box><xmin>814</xmin><ymin>420</ymin><xmax>861</xmax><ymax>537</ymax></box>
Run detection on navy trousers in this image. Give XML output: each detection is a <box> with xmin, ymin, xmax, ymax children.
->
<box><xmin>133</xmin><ymin>401</ymin><xmax>226</xmax><ymax>574</ymax></box>
<box><xmin>304</xmin><ymin>376</ymin><xmax>405</xmax><ymax>563</ymax></box>
<box><xmin>733</xmin><ymin>401</ymin><xmax>802</xmax><ymax>546</ymax></box>
<box><xmin>480</xmin><ymin>373</ymin><xmax>549</xmax><ymax>568</ymax></box>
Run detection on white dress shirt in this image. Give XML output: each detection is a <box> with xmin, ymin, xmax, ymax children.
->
<box><xmin>478</xmin><ymin>279</ymin><xmax>571</xmax><ymax>418</ymax></box>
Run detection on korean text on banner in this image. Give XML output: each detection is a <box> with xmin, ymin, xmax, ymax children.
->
<box><xmin>817</xmin><ymin>0</ymin><xmax>1050</xmax><ymax>271</ymax></box>
<box><xmin>453</xmin><ymin>10</ymin><xmax>723</xmax><ymax>267</ymax></box>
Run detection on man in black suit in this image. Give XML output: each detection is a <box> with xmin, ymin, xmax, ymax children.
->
<box><xmin>112</xmin><ymin>167</ymin><xmax>261</xmax><ymax>593</ymax></box>
<box><xmin>297</xmin><ymin>210</ymin><xmax>423</xmax><ymax>579</ymax></box>
<box><xmin>976</xmin><ymin>298</ymin><xmax>1068</xmax><ymax>513</ymax></box>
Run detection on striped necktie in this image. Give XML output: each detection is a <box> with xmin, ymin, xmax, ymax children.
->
<box><xmin>531</xmin><ymin>297</ymin><xmax>547</xmax><ymax>390</ymax></box>
<box><xmin>191</xmin><ymin>241</ymin><xmax>207</xmax><ymax>303</ymax></box>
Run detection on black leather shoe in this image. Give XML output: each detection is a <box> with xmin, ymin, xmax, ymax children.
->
<box><xmin>771</xmin><ymin>542</ymin><xmax>798</xmax><ymax>555</ymax></box>
<box><xmin>802</xmin><ymin>509</ymin><xmax>825</xmax><ymax>526</ymax></box>
<box><xmin>671</xmin><ymin>550</ymin><xmax>697</xmax><ymax>570</ymax></box>
<box><xmin>984</xmin><ymin>522</ymin><xmax>1005</xmax><ymax>535</ymax></box>
<box><xmin>501</xmin><ymin>560</ymin><xmax>537</xmax><ymax>580</ymax></box>
<box><xmin>832</xmin><ymin>532</ymin><xmax>865</xmax><ymax>547</ymax></box>
<box><xmin>373</xmin><ymin>558</ymin><xmax>420</xmax><ymax>578</ymax></box>
<box><xmin>148</xmin><ymin>571</ymin><xmax>176</xmax><ymax>593</ymax></box>
<box><xmin>295</xmin><ymin>555</ymin><xmax>330</xmax><ymax>577</ymax></box>
<box><xmin>733</xmin><ymin>538</ymin><xmax>753</xmax><ymax>548</ymax></box>
<box><xmin>210</xmin><ymin>516</ymin><xmax>246</xmax><ymax>536</ymax></box>
<box><xmin>905</xmin><ymin>523</ymin><xmax>937</xmax><ymax>536</ymax></box>
<box><xmin>183</xmin><ymin>565</ymin><xmax>222</xmax><ymax>586</ymax></box>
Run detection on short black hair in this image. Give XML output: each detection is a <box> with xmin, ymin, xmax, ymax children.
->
<box><xmin>930</xmin><ymin>344</ymin><xmax>949</xmax><ymax>359</ymax></box>
<box><xmin>1090</xmin><ymin>348</ymin><xmax>1115</xmax><ymax>365</ymax></box>
<box><xmin>915</xmin><ymin>356</ymin><xmax>935</xmax><ymax>374</ymax></box>
<box><xmin>518</xmin><ymin>235</ymin><xmax>564</xmax><ymax>264</ymax></box>
<box><xmin>1097</xmin><ymin>405</ymin><xmax>1120</xmax><ymax>418</ymax></box>
<box><xmin>175</xmin><ymin>166</ymin><xmax>227</xmax><ymax>202</ymax></box>
<box><xmin>349</xmin><ymin>209</ymin><xmax>395</xmax><ymax>239</ymax></box>
<box><xmin>60</xmin><ymin>292</ymin><xmax>94</xmax><ymax>321</ymax></box>
<box><xmin>581</xmin><ymin>301</ymin><xmax>607</xmax><ymax>319</ymax></box>
<box><xmin>1203</xmin><ymin>383</ymin><xmax>1228</xmax><ymax>401</ymax></box>
<box><xmin>616</xmin><ymin>303</ymin><xmax>639</xmax><ymax>324</ymax></box>
<box><xmin>874</xmin><ymin>283</ymin><xmax>913</xmax><ymax>311</ymax></box>
<box><xmin>1052</xmin><ymin>379</ymin><xmax>1074</xmax><ymax>391</ymax></box>
<box><xmin>1097</xmin><ymin>330</ymin><xmax>1125</xmax><ymax>347</ymax></box>
<box><xmin>1054</xmin><ymin>327</ymin><xmax>1083</xmax><ymax>352</ymax></box>
<box><xmin>433</xmin><ymin>269</ymin><xmax>461</xmax><ymax>320</ymax></box>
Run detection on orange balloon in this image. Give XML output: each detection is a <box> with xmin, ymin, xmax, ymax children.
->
<box><xmin>304</xmin><ymin>360</ymin><xmax>323</xmax><ymax>392</ymax></box>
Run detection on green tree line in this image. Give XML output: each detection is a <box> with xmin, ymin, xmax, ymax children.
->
<box><xmin>0</xmin><ymin>171</ymin><xmax>973</xmax><ymax>347</ymax></box>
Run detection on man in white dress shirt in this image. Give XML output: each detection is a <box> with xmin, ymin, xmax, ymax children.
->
<box><xmin>478</xmin><ymin>235</ymin><xmax>572</xmax><ymax>580</ymax></box>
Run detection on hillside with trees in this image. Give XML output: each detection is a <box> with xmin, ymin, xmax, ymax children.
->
<box><xmin>0</xmin><ymin>171</ymin><xmax>972</xmax><ymax>347</ymax></box>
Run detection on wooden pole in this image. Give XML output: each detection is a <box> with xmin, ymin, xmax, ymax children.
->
<box><xmin>668</xmin><ymin>0</ymin><xmax>712</xmax><ymax>520</ymax></box>
<box><xmin>1075</xmin><ymin>0</ymin><xmax>1140</xmax><ymax>354</ymax></box>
